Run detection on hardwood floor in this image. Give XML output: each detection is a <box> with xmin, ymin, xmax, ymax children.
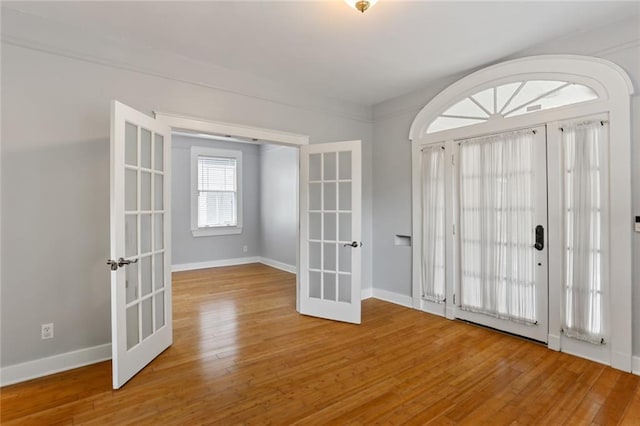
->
<box><xmin>2</xmin><ymin>263</ymin><xmax>639</xmax><ymax>425</ymax></box>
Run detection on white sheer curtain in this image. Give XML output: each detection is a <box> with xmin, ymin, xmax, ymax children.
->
<box><xmin>562</xmin><ymin>121</ymin><xmax>607</xmax><ymax>343</ymax></box>
<box><xmin>421</xmin><ymin>145</ymin><xmax>445</xmax><ymax>302</ymax></box>
<box><xmin>459</xmin><ymin>129</ymin><xmax>537</xmax><ymax>323</ymax></box>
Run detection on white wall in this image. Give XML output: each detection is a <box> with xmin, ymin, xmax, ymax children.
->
<box><xmin>171</xmin><ymin>135</ymin><xmax>261</xmax><ymax>266</ymax></box>
<box><xmin>259</xmin><ymin>144</ymin><xmax>298</xmax><ymax>268</ymax></box>
<box><xmin>371</xmin><ymin>17</ymin><xmax>640</xmax><ymax>355</ymax></box>
<box><xmin>0</xmin><ymin>14</ymin><xmax>373</xmax><ymax>368</ymax></box>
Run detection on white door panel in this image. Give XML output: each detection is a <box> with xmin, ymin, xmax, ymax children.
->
<box><xmin>110</xmin><ymin>101</ymin><xmax>172</xmax><ymax>389</ymax></box>
<box><xmin>454</xmin><ymin>126</ymin><xmax>548</xmax><ymax>342</ymax></box>
<box><xmin>299</xmin><ymin>141</ymin><xmax>362</xmax><ymax>324</ymax></box>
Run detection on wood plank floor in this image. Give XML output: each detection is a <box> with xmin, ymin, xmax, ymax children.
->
<box><xmin>2</xmin><ymin>263</ymin><xmax>639</xmax><ymax>425</ymax></box>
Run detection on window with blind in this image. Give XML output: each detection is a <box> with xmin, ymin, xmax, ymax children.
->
<box><xmin>190</xmin><ymin>147</ymin><xmax>243</xmax><ymax>236</ymax></box>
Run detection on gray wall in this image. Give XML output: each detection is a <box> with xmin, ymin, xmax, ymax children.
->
<box><xmin>0</xmin><ymin>38</ymin><xmax>373</xmax><ymax>366</ymax></box>
<box><xmin>259</xmin><ymin>144</ymin><xmax>298</xmax><ymax>267</ymax></box>
<box><xmin>171</xmin><ymin>135</ymin><xmax>261</xmax><ymax>265</ymax></box>
<box><xmin>371</xmin><ymin>17</ymin><xmax>640</xmax><ymax>354</ymax></box>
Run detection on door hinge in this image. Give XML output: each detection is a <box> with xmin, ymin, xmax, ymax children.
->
<box><xmin>453</xmin><ymin>294</ymin><xmax>456</xmax><ymax>305</ymax></box>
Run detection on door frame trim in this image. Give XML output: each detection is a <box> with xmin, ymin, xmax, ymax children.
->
<box><xmin>153</xmin><ymin>112</ymin><xmax>307</xmax><ymax>312</ymax></box>
<box><xmin>408</xmin><ymin>55</ymin><xmax>634</xmax><ymax>372</ymax></box>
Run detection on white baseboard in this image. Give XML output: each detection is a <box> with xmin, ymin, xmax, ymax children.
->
<box><xmin>547</xmin><ymin>334</ymin><xmax>561</xmax><ymax>351</ymax></box>
<box><xmin>371</xmin><ymin>288</ymin><xmax>413</xmax><ymax>308</ymax></box>
<box><xmin>633</xmin><ymin>356</ymin><xmax>640</xmax><ymax>376</ymax></box>
<box><xmin>361</xmin><ymin>287</ymin><xmax>373</xmax><ymax>300</ymax></box>
<box><xmin>172</xmin><ymin>256</ymin><xmax>261</xmax><ymax>272</ymax></box>
<box><xmin>1</xmin><ymin>343</ymin><xmax>111</xmax><ymax>387</ymax></box>
<box><xmin>611</xmin><ymin>351</ymin><xmax>633</xmax><ymax>373</ymax></box>
<box><xmin>259</xmin><ymin>257</ymin><xmax>296</xmax><ymax>274</ymax></box>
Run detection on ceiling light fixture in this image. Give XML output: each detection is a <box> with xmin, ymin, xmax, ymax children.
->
<box><xmin>345</xmin><ymin>0</ymin><xmax>378</xmax><ymax>14</ymax></box>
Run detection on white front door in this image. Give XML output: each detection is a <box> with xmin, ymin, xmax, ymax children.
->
<box><xmin>455</xmin><ymin>126</ymin><xmax>548</xmax><ymax>342</ymax></box>
<box><xmin>299</xmin><ymin>141</ymin><xmax>362</xmax><ymax>324</ymax></box>
<box><xmin>109</xmin><ymin>101</ymin><xmax>172</xmax><ymax>389</ymax></box>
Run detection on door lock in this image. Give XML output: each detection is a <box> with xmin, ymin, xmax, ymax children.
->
<box><xmin>534</xmin><ymin>225</ymin><xmax>544</xmax><ymax>251</ymax></box>
<box><xmin>107</xmin><ymin>257</ymin><xmax>139</xmax><ymax>271</ymax></box>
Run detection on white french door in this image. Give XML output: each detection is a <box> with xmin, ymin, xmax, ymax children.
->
<box><xmin>454</xmin><ymin>126</ymin><xmax>548</xmax><ymax>342</ymax></box>
<box><xmin>109</xmin><ymin>101</ymin><xmax>172</xmax><ymax>389</ymax></box>
<box><xmin>299</xmin><ymin>140</ymin><xmax>362</xmax><ymax>324</ymax></box>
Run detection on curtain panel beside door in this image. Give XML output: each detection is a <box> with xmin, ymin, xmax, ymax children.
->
<box><xmin>561</xmin><ymin>120</ymin><xmax>608</xmax><ymax>344</ymax></box>
<box><xmin>420</xmin><ymin>145</ymin><xmax>446</xmax><ymax>302</ymax></box>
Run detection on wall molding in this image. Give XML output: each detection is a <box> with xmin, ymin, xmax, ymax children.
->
<box><xmin>633</xmin><ymin>356</ymin><xmax>640</xmax><ymax>376</ymax></box>
<box><xmin>0</xmin><ymin>343</ymin><xmax>111</xmax><ymax>387</ymax></box>
<box><xmin>371</xmin><ymin>288</ymin><xmax>414</xmax><ymax>308</ymax></box>
<box><xmin>361</xmin><ymin>287</ymin><xmax>373</xmax><ymax>300</ymax></box>
<box><xmin>259</xmin><ymin>257</ymin><xmax>296</xmax><ymax>274</ymax></box>
<box><xmin>0</xmin><ymin>8</ymin><xmax>372</xmax><ymax>124</ymax></box>
<box><xmin>172</xmin><ymin>257</ymin><xmax>261</xmax><ymax>272</ymax></box>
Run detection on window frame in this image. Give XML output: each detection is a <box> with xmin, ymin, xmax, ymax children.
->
<box><xmin>190</xmin><ymin>146</ymin><xmax>243</xmax><ymax>237</ymax></box>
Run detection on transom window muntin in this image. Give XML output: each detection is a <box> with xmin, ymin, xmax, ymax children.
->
<box><xmin>427</xmin><ymin>79</ymin><xmax>599</xmax><ymax>134</ymax></box>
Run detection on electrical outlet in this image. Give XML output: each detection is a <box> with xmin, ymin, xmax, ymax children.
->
<box><xmin>41</xmin><ymin>323</ymin><xmax>54</xmax><ymax>340</ymax></box>
<box><xmin>243</xmin><ymin>245</ymin><xmax>248</xmax><ymax>253</ymax></box>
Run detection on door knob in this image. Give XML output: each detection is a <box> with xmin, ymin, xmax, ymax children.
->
<box><xmin>343</xmin><ymin>241</ymin><xmax>362</xmax><ymax>248</ymax></box>
<box><xmin>107</xmin><ymin>257</ymin><xmax>139</xmax><ymax>271</ymax></box>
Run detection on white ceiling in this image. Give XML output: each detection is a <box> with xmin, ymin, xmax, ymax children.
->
<box><xmin>4</xmin><ymin>1</ymin><xmax>639</xmax><ymax>105</ymax></box>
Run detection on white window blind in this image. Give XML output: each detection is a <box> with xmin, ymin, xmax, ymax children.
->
<box><xmin>562</xmin><ymin>120</ymin><xmax>607</xmax><ymax>344</ymax></box>
<box><xmin>197</xmin><ymin>156</ymin><xmax>237</xmax><ymax>228</ymax></box>
<box><xmin>421</xmin><ymin>145</ymin><xmax>446</xmax><ymax>302</ymax></box>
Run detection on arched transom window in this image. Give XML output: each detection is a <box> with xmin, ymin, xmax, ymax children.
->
<box><xmin>427</xmin><ymin>80</ymin><xmax>598</xmax><ymax>134</ymax></box>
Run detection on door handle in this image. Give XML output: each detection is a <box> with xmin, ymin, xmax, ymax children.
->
<box><xmin>343</xmin><ymin>241</ymin><xmax>362</xmax><ymax>248</ymax></box>
<box><xmin>107</xmin><ymin>257</ymin><xmax>139</xmax><ymax>271</ymax></box>
<box><xmin>534</xmin><ymin>225</ymin><xmax>544</xmax><ymax>251</ymax></box>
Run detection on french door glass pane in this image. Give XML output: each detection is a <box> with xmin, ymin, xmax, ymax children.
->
<box><xmin>324</xmin><ymin>183</ymin><xmax>336</xmax><ymax>210</ymax></box>
<box><xmin>339</xmin><ymin>183</ymin><xmax>351</xmax><ymax>210</ymax></box>
<box><xmin>309</xmin><ymin>154</ymin><xmax>321</xmax><ymax>181</ymax></box>
<box><xmin>309</xmin><ymin>183</ymin><xmax>321</xmax><ymax>210</ymax></box>
<box><xmin>141</xmin><ymin>172</ymin><xmax>152</xmax><ymax>211</ymax></box>
<box><xmin>309</xmin><ymin>242</ymin><xmax>321</xmax><ymax>269</ymax></box>
<box><xmin>309</xmin><ymin>213</ymin><xmax>321</xmax><ymax>240</ymax></box>
<box><xmin>140</xmin><ymin>255</ymin><xmax>152</xmax><ymax>296</ymax></box>
<box><xmin>338</xmin><ymin>274</ymin><xmax>351</xmax><ymax>302</ymax></box>
<box><xmin>154</xmin><ymin>214</ymin><xmax>164</xmax><ymax>250</ymax></box>
<box><xmin>126</xmin><ymin>262</ymin><xmax>138</xmax><ymax>304</ymax></box>
<box><xmin>154</xmin><ymin>174</ymin><xmax>163</xmax><ymax>210</ymax></box>
<box><xmin>140</xmin><ymin>214</ymin><xmax>152</xmax><ymax>254</ymax></box>
<box><xmin>309</xmin><ymin>271</ymin><xmax>321</xmax><ymax>298</ymax></box>
<box><xmin>141</xmin><ymin>298</ymin><xmax>153</xmax><ymax>340</ymax></box>
<box><xmin>125</xmin><ymin>169</ymin><xmax>137</xmax><ymax>211</ymax></box>
<box><xmin>324</xmin><ymin>213</ymin><xmax>336</xmax><ymax>241</ymax></box>
<box><xmin>126</xmin><ymin>305</ymin><xmax>139</xmax><ymax>350</ymax></box>
<box><xmin>324</xmin><ymin>152</ymin><xmax>336</xmax><ymax>180</ymax></box>
<box><xmin>338</xmin><ymin>245</ymin><xmax>352</xmax><ymax>273</ymax></box>
<box><xmin>125</xmin><ymin>122</ymin><xmax>137</xmax><ymax>166</ymax></box>
<box><xmin>154</xmin><ymin>253</ymin><xmax>164</xmax><ymax>290</ymax></box>
<box><xmin>338</xmin><ymin>151</ymin><xmax>351</xmax><ymax>179</ymax></box>
<box><xmin>323</xmin><ymin>272</ymin><xmax>337</xmax><ymax>301</ymax></box>
<box><xmin>125</xmin><ymin>215</ymin><xmax>137</xmax><ymax>258</ymax></box>
<box><xmin>154</xmin><ymin>134</ymin><xmax>164</xmax><ymax>171</ymax></box>
<box><xmin>155</xmin><ymin>292</ymin><xmax>165</xmax><ymax>329</ymax></box>
<box><xmin>324</xmin><ymin>243</ymin><xmax>336</xmax><ymax>271</ymax></box>
<box><xmin>140</xmin><ymin>128</ymin><xmax>152</xmax><ymax>169</ymax></box>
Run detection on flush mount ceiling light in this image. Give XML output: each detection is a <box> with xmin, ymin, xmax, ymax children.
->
<box><xmin>345</xmin><ymin>0</ymin><xmax>379</xmax><ymax>13</ymax></box>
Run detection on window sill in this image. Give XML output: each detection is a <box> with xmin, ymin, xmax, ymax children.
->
<box><xmin>191</xmin><ymin>226</ymin><xmax>242</xmax><ymax>237</ymax></box>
